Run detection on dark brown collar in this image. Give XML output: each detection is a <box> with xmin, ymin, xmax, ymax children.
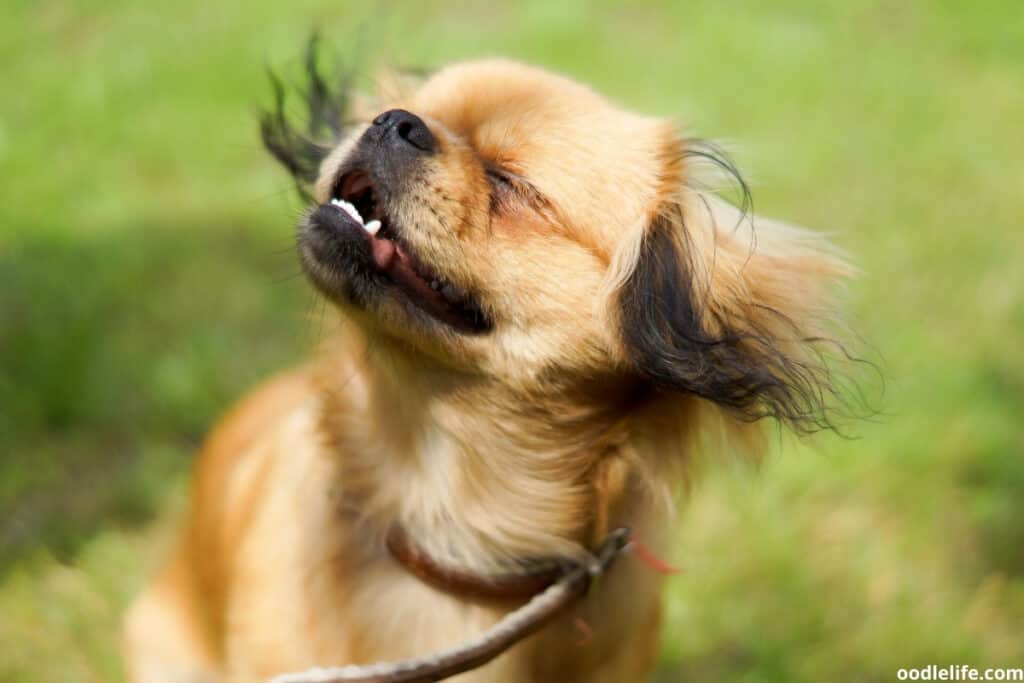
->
<box><xmin>385</xmin><ymin>525</ymin><xmax>566</xmax><ymax>602</ymax></box>
<box><xmin>272</xmin><ymin>528</ymin><xmax>632</xmax><ymax>683</ymax></box>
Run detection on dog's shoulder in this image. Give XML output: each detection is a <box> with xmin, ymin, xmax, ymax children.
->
<box><xmin>202</xmin><ymin>368</ymin><xmax>316</xmax><ymax>465</ymax></box>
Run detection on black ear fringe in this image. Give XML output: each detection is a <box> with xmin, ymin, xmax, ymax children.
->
<box><xmin>259</xmin><ymin>34</ymin><xmax>356</xmax><ymax>201</ymax></box>
<box><xmin>682</xmin><ymin>139</ymin><xmax>753</xmax><ymax>227</ymax></box>
<box><xmin>619</xmin><ymin>209</ymin><xmax>863</xmax><ymax>435</ymax></box>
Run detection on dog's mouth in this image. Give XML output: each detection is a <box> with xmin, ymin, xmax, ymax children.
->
<box><xmin>326</xmin><ymin>170</ymin><xmax>492</xmax><ymax>334</ymax></box>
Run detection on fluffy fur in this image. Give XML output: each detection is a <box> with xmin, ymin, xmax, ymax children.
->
<box><xmin>124</xmin><ymin>44</ymin><xmax>857</xmax><ymax>683</ymax></box>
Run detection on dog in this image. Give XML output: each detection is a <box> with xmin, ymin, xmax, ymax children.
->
<box><xmin>123</xmin><ymin>49</ymin><xmax>856</xmax><ymax>683</ymax></box>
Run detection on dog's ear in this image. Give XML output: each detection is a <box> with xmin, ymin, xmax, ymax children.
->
<box><xmin>260</xmin><ymin>35</ymin><xmax>358</xmax><ymax>201</ymax></box>
<box><xmin>614</xmin><ymin>142</ymin><xmax>859</xmax><ymax>433</ymax></box>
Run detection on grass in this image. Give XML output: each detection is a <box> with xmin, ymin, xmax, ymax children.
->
<box><xmin>1</xmin><ymin>1</ymin><xmax>1022</xmax><ymax>681</ymax></box>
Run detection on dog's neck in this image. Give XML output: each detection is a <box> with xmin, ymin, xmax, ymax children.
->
<box><xmin>316</xmin><ymin>333</ymin><xmax>651</xmax><ymax>575</ymax></box>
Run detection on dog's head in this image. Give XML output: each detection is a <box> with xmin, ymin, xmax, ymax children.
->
<box><xmin>264</xmin><ymin>51</ymin><xmax>857</xmax><ymax>431</ymax></box>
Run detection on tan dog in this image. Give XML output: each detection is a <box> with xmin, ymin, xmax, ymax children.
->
<box><xmin>123</xmin><ymin>54</ymin><xmax>855</xmax><ymax>683</ymax></box>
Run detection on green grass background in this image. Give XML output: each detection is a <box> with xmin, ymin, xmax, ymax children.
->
<box><xmin>2</xmin><ymin>1</ymin><xmax>1022</xmax><ymax>681</ymax></box>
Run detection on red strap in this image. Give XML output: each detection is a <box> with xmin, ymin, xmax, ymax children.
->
<box><xmin>630</xmin><ymin>535</ymin><xmax>682</xmax><ymax>575</ymax></box>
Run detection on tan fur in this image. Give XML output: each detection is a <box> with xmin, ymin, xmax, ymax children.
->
<box><xmin>124</xmin><ymin>60</ymin><xmax>851</xmax><ymax>682</ymax></box>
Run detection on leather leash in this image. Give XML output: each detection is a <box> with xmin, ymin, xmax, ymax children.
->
<box><xmin>269</xmin><ymin>527</ymin><xmax>632</xmax><ymax>683</ymax></box>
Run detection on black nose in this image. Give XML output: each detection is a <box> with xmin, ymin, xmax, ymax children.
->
<box><xmin>371</xmin><ymin>109</ymin><xmax>437</xmax><ymax>153</ymax></box>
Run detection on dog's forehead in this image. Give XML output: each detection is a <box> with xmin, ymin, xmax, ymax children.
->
<box><xmin>412</xmin><ymin>60</ymin><xmax>675</xmax><ymax>245</ymax></box>
<box><xmin>412</xmin><ymin>60</ymin><xmax>606</xmax><ymax>132</ymax></box>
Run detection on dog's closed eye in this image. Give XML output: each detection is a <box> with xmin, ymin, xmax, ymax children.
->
<box><xmin>485</xmin><ymin>166</ymin><xmax>522</xmax><ymax>214</ymax></box>
<box><xmin>485</xmin><ymin>165</ymin><xmax>549</xmax><ymax>217</ymax></box>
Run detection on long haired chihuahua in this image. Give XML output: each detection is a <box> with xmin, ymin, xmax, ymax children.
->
<box><xmin>124</xmin><ymin>44</ymin><xmax>859</xmax><ymax>683</ymax></box>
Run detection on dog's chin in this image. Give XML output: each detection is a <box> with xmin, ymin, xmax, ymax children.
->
<box><xmin>297</xmin><ymin>172</ymin><xmax>492</xmax><ymax>337</ymax></box>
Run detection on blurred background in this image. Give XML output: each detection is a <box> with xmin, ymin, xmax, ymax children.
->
<box><xmin>1</xmin><ymin>1</ymin><xmax>1022</xmax><ymax>681</ymax></box>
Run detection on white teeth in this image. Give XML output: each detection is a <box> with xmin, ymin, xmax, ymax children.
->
<box><xmin>330</xmin><ymin>198</ymin><xmax>382</xmax><ymax>237</ymax></box>
<box><xmin>330</xmin><ymin>198</ymin><xmax>363</xmax><ymax>224</ymax></box>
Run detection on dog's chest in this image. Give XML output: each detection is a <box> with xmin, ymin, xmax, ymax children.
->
<box><xmin>216</xmin><ymin>414</ymin><xmax>662</xmax><ymax>683</ymax></box>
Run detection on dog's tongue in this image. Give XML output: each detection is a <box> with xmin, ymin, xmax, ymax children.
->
<box><xmin>372</xmin><ymin>238</ymin><xmax>396</xmax><ymax>269</ymax></box>
<box><xmin>370</xmin><ymin>237</ymin><xmax>452</xmax><ymax>314</ymax></box>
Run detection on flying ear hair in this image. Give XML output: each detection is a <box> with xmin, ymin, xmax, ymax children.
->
<box><xmin>259</xmin><ymin>35</ymin><xmax>356</xmax><ymax>200</ymax></box>
<box><xmin>617</xmin><ymin>145</ymin><xmax>864</xmax><ymax>433</ymax></box>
